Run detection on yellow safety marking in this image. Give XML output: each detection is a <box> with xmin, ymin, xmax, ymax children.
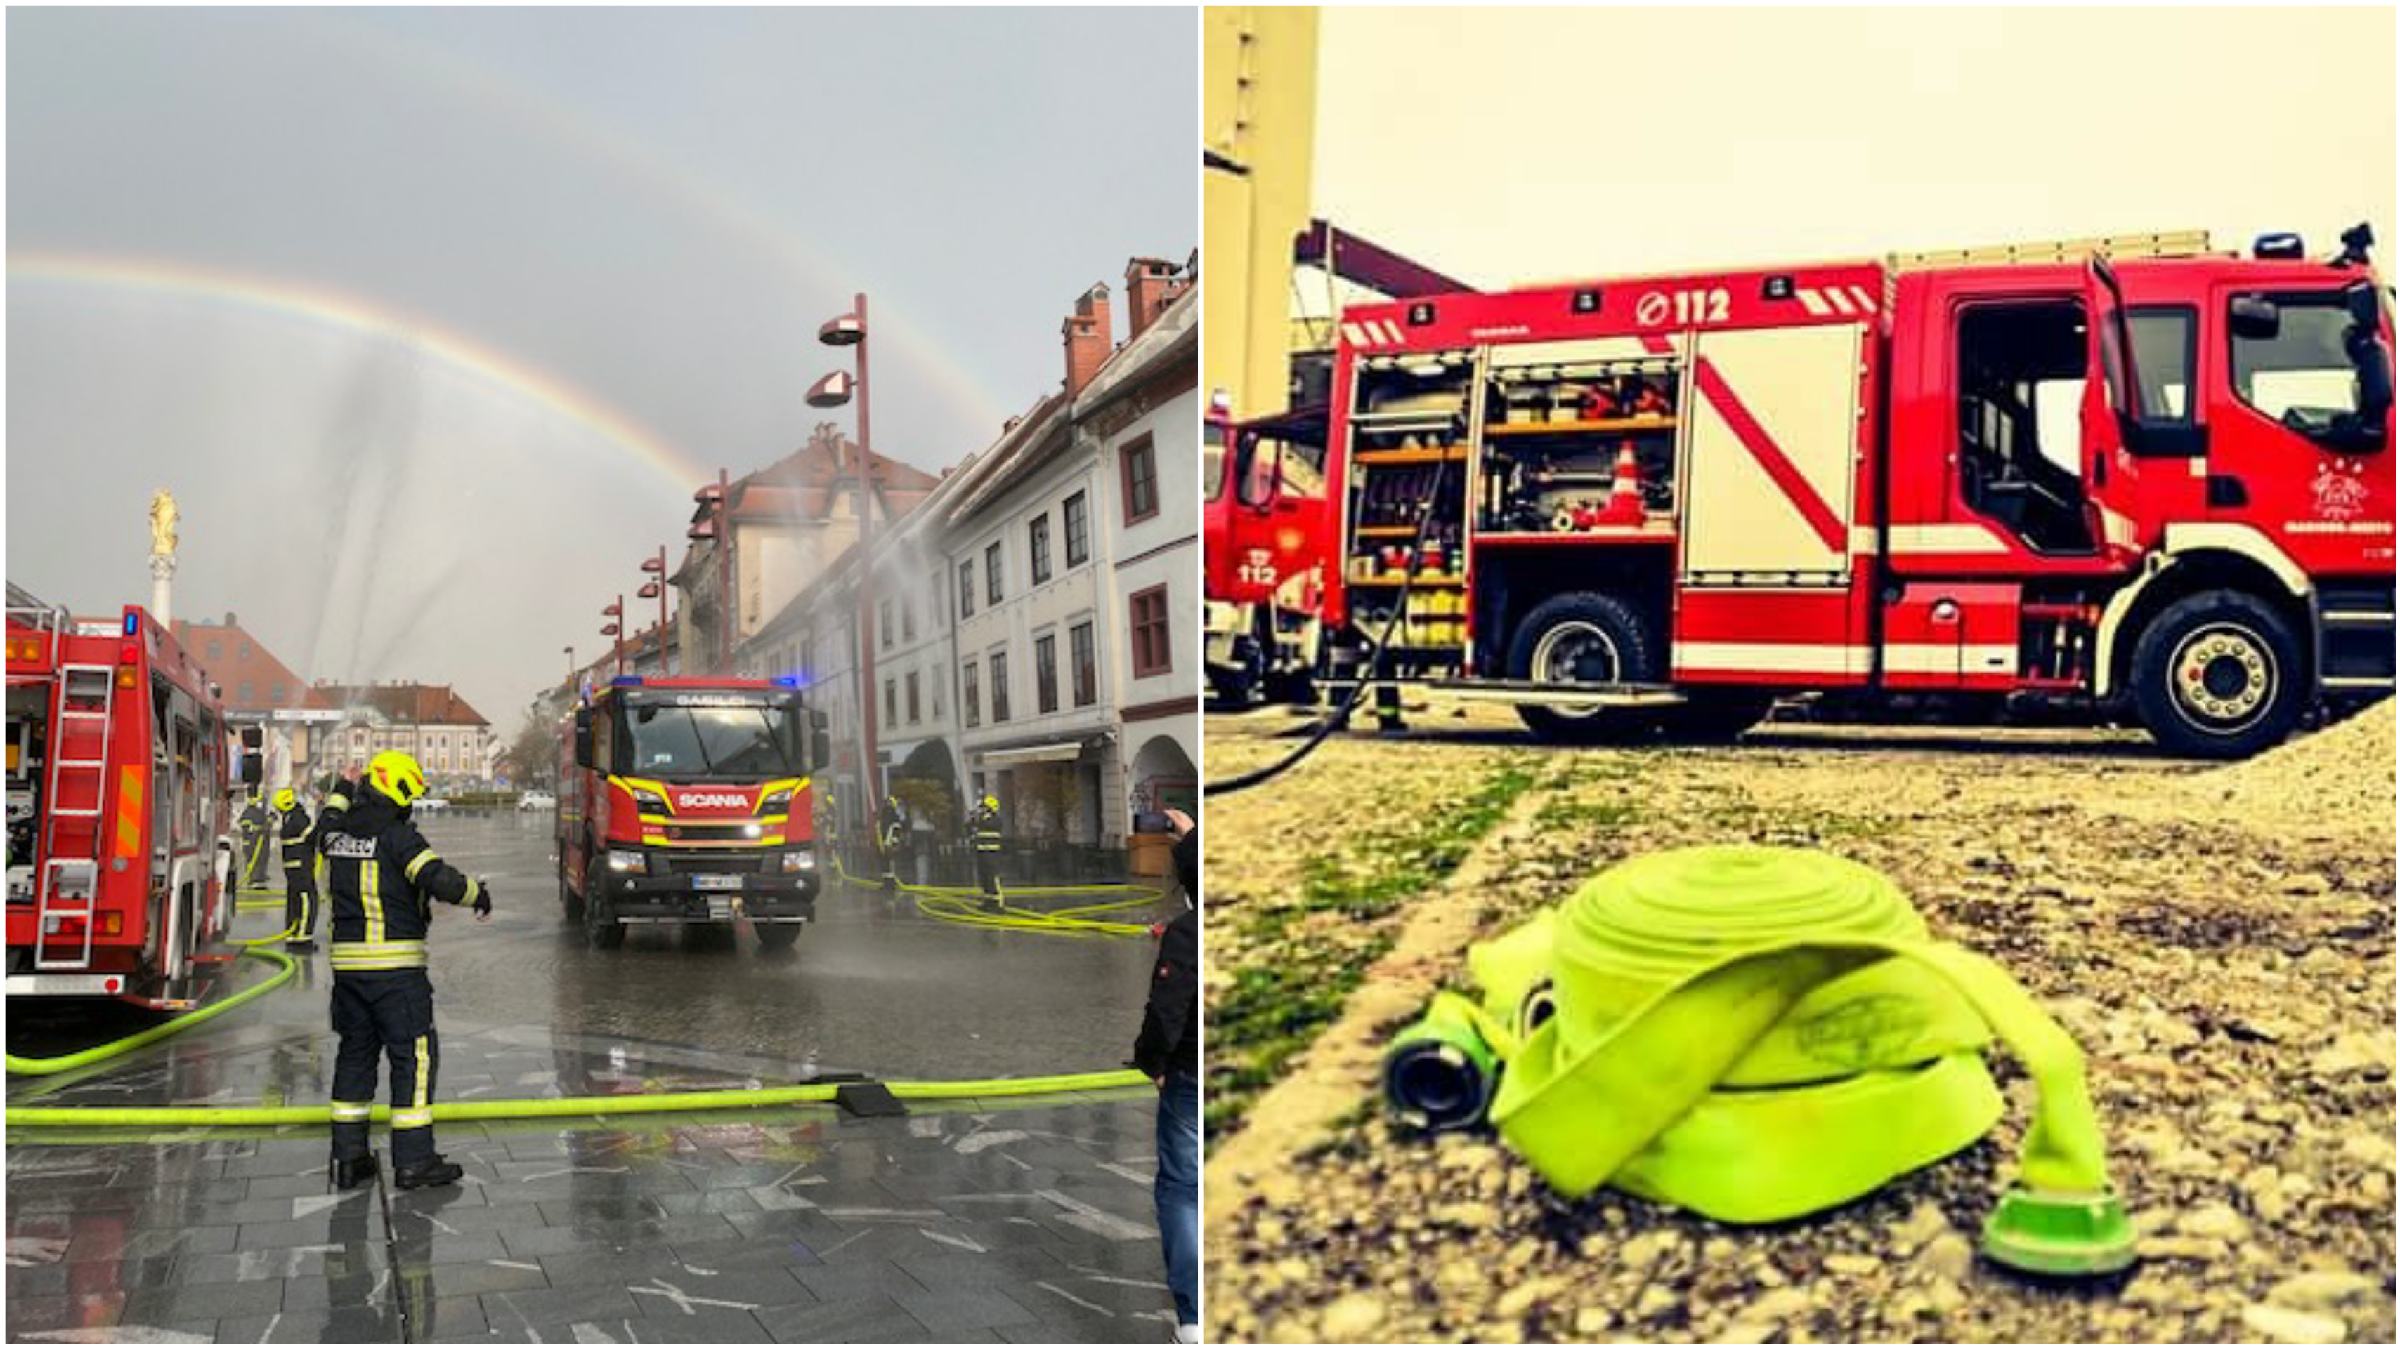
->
<box><xmin>364</xmin><ymin>855</ymin><xmax>384</xmax><ymax>944</ymax></box>
<box><xmin>391</xmin><ymin>1108</ymin><xmax>432</xmax><ymax>1129</ymax></box>
<box><xmin>403</xmin><ymin>849</ymin><xmax>438</xmax><ymax>882</ymax></box>
<box><xmin>413</xmin><ymin>1036</ymin><xmax>431</xmax><ymax>1115</ymax></box>
<box><xmin>116</xmin><ymin>768</ymin><xmax>145</xmax><ymax>858</ymax></box>
<box><xmin>330</xmin><ymin>1101</ymin><xmax>373</xmax><ymax>1122</ymax></box>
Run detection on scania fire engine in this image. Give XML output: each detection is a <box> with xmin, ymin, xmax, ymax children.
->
<box><xmin>1278</xmin><ymin>226</ymin><xmax>2392</xmax><ymax>757</ymax></box>
<box><xmin>7</xmin><ymin>600</ymin><xmax>251</xmax><ymax>1007</ymax></box>
<box><xmin>557</xmin><ymin>675</ymin><xmax>830</xmax><ymax>949</ymax></box>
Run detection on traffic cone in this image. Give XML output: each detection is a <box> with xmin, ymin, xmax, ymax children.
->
<box><xmin>1601</xmin><ymin>440</ymin><xmax>1645</xmax><ymax>524</ymax></box>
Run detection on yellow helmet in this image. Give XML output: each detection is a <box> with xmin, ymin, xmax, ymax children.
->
<box><xmin>272</xmin><ymin>788</ymin><xmax>297</xmax><ymax>812</ymax></box>
<box><xmin>366</xmin><ymin>750</ymin><xmax>428</xmax><ymax>807</ymax></box>
<box><xmin>982</xmin><ymin>795</ymin><xmax>998</xmax><ymax>811</ymax></box>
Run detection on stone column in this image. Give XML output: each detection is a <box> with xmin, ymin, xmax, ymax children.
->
<box><xmin>149</xmin><ymin>552</ymin><xmax>176</xmax><ymax>625</ymax></box>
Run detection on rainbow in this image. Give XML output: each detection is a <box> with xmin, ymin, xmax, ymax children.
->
<box><xmin>9</xmin><ymin>250</ymin><xmax>712</xmax><ymax>485</ymax></box>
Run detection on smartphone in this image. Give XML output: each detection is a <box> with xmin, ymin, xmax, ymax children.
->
<box><xmin>1132</xmin><ymin>810</ymin><xmax>1171</xmax><ymax>834</ymax></box>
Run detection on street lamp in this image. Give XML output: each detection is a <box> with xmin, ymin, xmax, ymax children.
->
<box><xmin>640</xmin><ymin>547</ymin><xmax>670</xmax><ymax>674</ymax></box>
<box><xmin>602</xmin><ymin>598</ymin><xmax>624</xmax><ymax>676</ymax></box>
<box><xmin>813</xmin><ymin>293</ymin><xmax>882</xmax><ymax>810</ymax></box>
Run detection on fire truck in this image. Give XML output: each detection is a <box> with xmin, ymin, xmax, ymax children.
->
<box><xmin>6</xmin><ymin>599</ymin><xmax>252</xmax><ymax>1008</ymax></box>
<box><xmin>557</xmin><ymin>675</ymin><xmax>831</xmax><ymax>950</ymax></box>
<box><xmin>1206</xmin><ymin>399</ymin><xmax>1334</xmax><ymax>704</ymax></box>
<box><xmin>1288</xmin><ymin>226</ymin><xmax>2392</xmax><ymax>757</ymax></box>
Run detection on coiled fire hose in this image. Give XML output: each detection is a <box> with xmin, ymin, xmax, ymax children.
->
<box><xmin>1383</xmin><ymin>845</ymin><xmax>2135</xmax><ymax>1277</ymax></box>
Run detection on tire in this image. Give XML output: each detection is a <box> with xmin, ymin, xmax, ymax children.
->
<box><xmin>2130</xmin><ymin>590</ymin><xmax>2306</xmax><ymax>760</ymax></box>
<box><xmin>754</xmin><ymin>923</ymin><xmax>801</xmax><ymax>951</ymax></box>
<box><xmin>1661</xmin><ymin>691</ymin><xmax>1775</xmax><ymax>745</ymax></box>
<box><xmin>1505</xmin><ymin>592</ymin><xmax>1663</xmax><ymax>744</ymax></box>
<box><xmin>586</xmin><ymin>889</ymin><xmax>625</xmax><ymax>950</ymax></box>
<box><xmin>558</xmin><ymin>857</ymin><xmax>585</xmax><ymax>924</ymax></box>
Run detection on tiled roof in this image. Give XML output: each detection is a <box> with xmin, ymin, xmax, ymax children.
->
<box><xmin>313</xmin><ymin>682</ymin><xmax>490</xmax><ymax>727</ymax></box>
<box><xmin>169</xmin><ymin>617</ymin><xmax>334</xmax><ymax>713</ymax></box>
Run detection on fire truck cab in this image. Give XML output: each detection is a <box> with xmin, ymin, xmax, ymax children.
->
<box><xmin>1315</xmin><ymin>227</ymin><xmax>2394</xmax><ymax>757</ymax></box>
<box><xmin>1205</xmin><ymin>400</ymin><xmax>1334</xmax><ymax>704</ymax></box>
<box><xmin>7</xmin><ymin>600</ymin><xmax>248</xmax><ymax>1008</ymax></box>
<box><xmin>558</xmin><ymin>676</ymin><xmax>832</xmax><ymax>950</ymax></box>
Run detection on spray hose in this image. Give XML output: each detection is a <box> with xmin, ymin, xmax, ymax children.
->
<box><xmin>1383</xmin><ymin>846</ymin><xmax>2135</xmax><ymax>1277</ymax></box>
<box><xmin>5</xmin><ymin>945</ymin><xmax>301</xmax><ymax>1077</ymax></box>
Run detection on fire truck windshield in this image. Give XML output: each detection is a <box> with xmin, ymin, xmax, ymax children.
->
<box><xmin>623</xmin><ymin>701</ymin><xmax>803</xmax><ymax>781</ymax></box>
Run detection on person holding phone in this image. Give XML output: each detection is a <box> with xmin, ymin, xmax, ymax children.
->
<box><xmin>1133</xmin><ymin>806</ymin><xmax>1199</xmax><ymax>1343</ymax></box>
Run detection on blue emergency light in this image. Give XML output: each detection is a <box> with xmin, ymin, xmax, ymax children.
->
<box><xmin>612</xmin><ymin>675</ymin><xmax>644</xmax><ymax>687</ymax></box>
<box><xmin>123</xmin><ymin>611</ymin><xmax>141</xmax><ymax>636</ymax></box>
<box><xmin>772</xmin><ymin>675</ymin><xmax>799</xmax><ymax>688</ymax></box>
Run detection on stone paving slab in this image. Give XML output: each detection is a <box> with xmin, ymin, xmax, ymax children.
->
<box><xmin>5</xmin><ymin>1096</ymin><xmax>1174</xmax><ymax>1344</ymax></box>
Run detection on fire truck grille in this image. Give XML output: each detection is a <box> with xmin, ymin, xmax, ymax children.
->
<box><xmin>655</xmin><ymin>853</ymin><xmax>768</xmax><ymax>876</ymax></box>
<box><xmin>664</xmin><ymin>823</ymin><xmax>765</xmax><ymax>842</ymax></box>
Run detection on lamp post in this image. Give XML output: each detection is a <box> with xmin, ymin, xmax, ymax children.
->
<box><xmin>601</xmin><ymin>598</ymin><xmax>623</xmax><ymax>677</ymax></box>
<box><xmin>640</xmin><ymin>547</ymin><xmax>670</xmax><ymax>675</ymax></box>
<box><xmin>809</xmin><ymin>293</ymin><xmax>881</xmax><ymax>810</ymax></box>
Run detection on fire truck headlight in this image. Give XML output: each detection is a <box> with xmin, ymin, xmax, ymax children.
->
<box><xmin>781</xmin><ymin>851</ymin><xmax>815</xmax><ymax>874</ymax></box>
<box><xmin>629</xmin><ymin>789</ymin><xmax>669</xmax><ymax>816</ymax></box>
<box><xmin>606</xmin><ymin>849</ymin><xmax>647</xmax><ymax>875</ymax></box>
<box><xmin>742</xmin><ymin>823</ymin><xmax>764</xmax><ymax>839</ymax></box>
<box><xmin>759</xmin><ymin>788</ymin><xmax>794</xmax><ymax>814</ymax></box>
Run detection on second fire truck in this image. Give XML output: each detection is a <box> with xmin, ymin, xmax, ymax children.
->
<box><xmin>557</xmin><ymin>675</ymin><xmax>830</xmax><ymax>950</ymax></box>
<box><xmin>1265</xmin><ymin>226</ymin><xmax>2392</xmax><ymax>758</ymax></box>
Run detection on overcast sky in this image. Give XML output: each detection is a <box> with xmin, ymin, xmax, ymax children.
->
<box><xmin>1310</xmin><ymin>6</ymin><xmax>2392</xmax><ymax>303</ymax></box>
<box><xmin>7</xmin><ymin>5</ymin><xmax>1193</xmax><ymax>727</ymax></box>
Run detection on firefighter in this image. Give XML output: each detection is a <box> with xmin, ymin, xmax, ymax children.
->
<box><xmin>967</xmin><ymin>794</ymin><xmax>1004</xmax><ymax>909</ymax></box>
<box><xmin>324</xmin><ymin>750</ymin><xmax>492</xmax><ymax>1190</ymax></box>
<box><xmin>877</xmin><ymin>794</ymin><xmax>905</xmax><ymax>892</ymax></box>
<box><xmin>237</xmin><ymin>790</ymin><xmax>271</xmax><ymax>890</ymax></box>
<box><xmin>273</xmin><ymin>787</ymin><xmax>319</xmax><ymax>950</ymax></box>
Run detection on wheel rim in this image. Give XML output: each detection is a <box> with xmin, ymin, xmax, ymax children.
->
<box><xmin>2167</xmin><ymin>622</ymin><xmax>2277</xmax><ymax>734</ymax></box>
<box><xmin>1531</xmin><ymin>620</ymin><xmax>1621</xmax><ymax>719</ymax></box>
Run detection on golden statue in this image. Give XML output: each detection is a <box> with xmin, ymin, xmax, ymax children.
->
<box><xmin>149</xmin><ymin>489</ymin><xmax>179</xmax><ymax>558</ymax></box>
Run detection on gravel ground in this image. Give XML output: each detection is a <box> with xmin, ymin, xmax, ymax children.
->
<box><xmin>1203</xmin><ymin>701</ymin><xmax>2396</xmax><ymax>1344</ymax></box>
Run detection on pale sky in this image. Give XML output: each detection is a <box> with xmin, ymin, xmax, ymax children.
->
<box><xmin>1310</xmin><ymin>5</ymin><xmax>2394</xmax><ymax>299</ymax></box>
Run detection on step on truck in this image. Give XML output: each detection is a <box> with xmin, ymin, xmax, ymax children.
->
<box><xmin>6</xmin><ymin>600</ymin><xmax>251</xmax><ymax>1008</ymax></box>
<box><xmin>557</xmin><ymin>675</ymin><xmax>831</xmax><ymax>950</ymax></box>
<box><xmin>1303</xmin><ymin>227</ymin><xmax>2393</xmax><ymax>757</ymax></box>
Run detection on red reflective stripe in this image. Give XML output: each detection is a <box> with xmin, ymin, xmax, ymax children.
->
<box><xmin>1693</xmin><ymin>359</ymin><xmax>1848</xmax><ymax>553</ymax></box>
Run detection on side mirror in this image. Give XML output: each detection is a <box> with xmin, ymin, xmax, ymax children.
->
<box><xmin>238</xmin><ymin>726</ymin><xmax>265</xmax><ymax>786</ymax></box>
<box><xmin>572</xmin><ymin>710</ymin><xmax>594</xmax><ymax>770</ymax></box>
<box><xmin>2230</xmin><ymin>295</ymin><xmax>2281</xmax><ymax>340</ymax></box>
<box><xmin>812</xmin><ymin>730</ymin><xmax>833</xmax><ymax>772</ymax></box>
<box><xmin>2346</xmin><ymin>279</ymin><xmax>2384</xmax><ymax>329</ymax></box>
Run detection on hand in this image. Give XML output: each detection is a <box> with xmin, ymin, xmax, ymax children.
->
<box><xmin>473</xmin><ymin>880</ymin><xmax>494</xmax><ymax>921</ymax></box>
<box><xmin>1164</xmin><ymin>807</ymin><xmax>1194</xmax><ymax>840</ymax></box>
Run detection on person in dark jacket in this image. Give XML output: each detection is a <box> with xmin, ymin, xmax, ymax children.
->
<box><xmin>1132</xmin><ymin>808</ymin><xmax>1199</xmax><ymax>1343</ymax></box>
<box><xmin>237</xmin><ymin>791</ymin><xmax>271</xmax><ymax>890</ymax></box>
<box><xmin>324</xmin><ymin>751</ymin><xmax>492</xmax><ymax>1190</ymax></box>
<box><xmin>272</xmin><ymin>787</ymin><xmax>319</xmax><ymax>950</ymax></box>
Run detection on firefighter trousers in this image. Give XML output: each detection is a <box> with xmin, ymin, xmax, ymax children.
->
<box><xmin>974</xmin><ymin>851</ymin><xmax>1001</xmax><ymax>897</ymax></box>
<box><xmin>283</xmin><ymin>865</ymin><xmax>318</xmax><ymax>940</ymax></box>
<box><xmin>330</xmin><ymin>970</ymin><xmax>441</xmax><ymax>1168</ymax></box>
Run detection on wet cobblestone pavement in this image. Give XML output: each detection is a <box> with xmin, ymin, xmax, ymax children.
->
<box><xmin>7</xmin><ymin>814</ymin><xmax>1177</xmax><ymax>1343</ymax></box>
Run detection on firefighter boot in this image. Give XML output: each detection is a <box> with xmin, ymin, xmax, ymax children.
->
<box><xmin>392</xmin><ymin>1154</ymin><xmax>465</xmax><ymax>1190</ymax></box>
<box><xmin>331</xmin><ymin>1152</ymin><xmax>379</xmax><ymax>1190</ymax></box>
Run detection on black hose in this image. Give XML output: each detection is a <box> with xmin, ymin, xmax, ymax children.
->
<box><xmin>1206</xmin><ymin>453</ymin><xmax>1455</xmax><ymax>797</ymax></box>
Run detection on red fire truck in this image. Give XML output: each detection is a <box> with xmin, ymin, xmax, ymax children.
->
<box><xmin>1296</xmin><ymin>227</ymin><xmax>2392</xmax><ymax>757</ymax></box>
<box><xmin>557</xmin><ymin>675</ymin><xmax>831</xmax><ymax>950</ymax></box>
<box><xmin>1205</xmin><ymin>400</ymin><xmax>1335</xmax><ymax>704</ymax></box>
<box><xmin>6</xmin><ymin>600</ymin><xmax>253</xmax><ymax>1008</ymax></box>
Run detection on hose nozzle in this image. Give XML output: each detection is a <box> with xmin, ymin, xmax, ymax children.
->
<box><xmin>1383</xmin><ymin>991</ymin><xmax>1501</xmax><ymax>1132</ymax></box>
<box><xmin>1979</xmin><ymin>1185</ymin><xmax>2137</xmax><ymax>1278</ymax></box>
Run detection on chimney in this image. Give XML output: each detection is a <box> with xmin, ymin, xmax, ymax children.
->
<box><xmin>1062</xmin><ymin>283</ymin><xmax>1111</xmax><ymax>395</ymax></box>
<box><xmin>1124</xmin><ymin>257</ymin><xmax>1186</xmax><ymax>339</ymax></box>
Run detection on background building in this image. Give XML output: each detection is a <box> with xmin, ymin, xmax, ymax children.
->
<box><xmin>172</xmin><ymin>612</ymin><xmax>342</xmax><ymax>791</ymax></box>
<box><xmin>314</xmin><ymin>682</ymin><xmax>498</xmax><ymax>789</ymax></box>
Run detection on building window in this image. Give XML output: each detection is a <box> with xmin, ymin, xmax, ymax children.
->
<box><xmin>207</xmin><ymin>641</ymin><xmax>221</xmax><ymax>661</ymax></box>
<box><xmin>902</xmin><ymin>672</ymin><xmax>918</xmax><ymax>724</ymax></box>
<box><xmin>1120</xmin><ymin>435</ymin><xmax>1159</xmax><ymax>524</ymax></box>
<box><xmin>985</xmin><ymin>541</ymin><xmax>1003</xmax><ymax>605</ymax></box>
<box><xmin>901</xmin><ymin>595</ymin><xmax>916</xmax><ymax>642</ymax></box>
<box><xmin>239</xmin><ymin>642</ymin><xmax>253</xmax><ymax>662</ymax></box>
<box><xmin>1035</xmin><ymin>633</ymin><xmax>1059</xmax><ymax>714</ymax></box>
<box><xmin>1071</xmin><ymin>621</ymin><xmax>1097</xmax><ymax>707</ymax></box>
<box><xmin>1029</xmin><ymin>514</ymin><xmax>1052</xmax><ymax>586</ymax></box>
<box><xmin>963</xmin><ymin>660</ymin><xmax>980</xmax><ymax>728</ymax></box>
<box><xmin>238</xmin><ymin>681</ymin><xmax>253</xmax><ymax>703</ymax></box>
<box><xmin>271</xmin><ymin>684</ymin><xmax>286</xmax><ymax>703</ymax></box>
<box><xmin>1130</xmin><ymin>585</ymin><xmax>1172</xmax><ymax>677</ymax></box>
<box><xmin>959</xmin><ymin>560</ymin><xmax>974</xmax><ymax>618</ymax></box>
<box><xmin>1064</xmin><ymin>491</ymin><xmax>1090</xmax><ymax>567</ymax></box>
<box><xmin>932</xmin><ymin>672</ymin><xmax>943</xmax><ymax>720</ymax></box>
<box><xmin>884</xmin><ymin>678</ymin><xmax>896</xmax><ymax>726</ymax></box>
<box><xmin>879</xmin><ymin>598</ymin><xmax>894</xmax><ymax>650</ymax></box>
<box><xmin>990</xmin><ymin>651</ymin><xmax>1011</xmax><ymax>723</ymax></box>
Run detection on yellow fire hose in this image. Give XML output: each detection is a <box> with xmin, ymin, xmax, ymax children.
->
<box><xmin>5</xmin><ymin>944</ymin><xmax>300</xmax><ymax>1076</ymax></box>
<box><xmin>826</xmin><ymin>856</ymin><xmax>1160</xmax><ymax>937</ymax></box>
<box><xmin>1384</xmin><ymin>845</ymin><xmax>2136</xmax><ymax>1277</ymax></box>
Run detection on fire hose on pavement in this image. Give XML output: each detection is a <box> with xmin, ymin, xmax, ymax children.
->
<box><xmin>826</xmin><ymin>855</ymin><xmax>1158</xmax><ymax>937</ymax></box>
<box><xmin>1382</xmin><ymin>845</ymin><xmax>2137</xmax><ymax>1278</ymax></box>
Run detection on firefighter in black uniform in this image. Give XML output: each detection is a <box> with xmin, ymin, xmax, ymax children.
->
<box><xmin>273</xmin><ymin>787</ymin><xmax>319</xmax><ymax>950</ymax></box>
<box><xmin>324</xmin><ymin>751</ymin><xmax>491</xmax><ymax>1190</ymax></box>
<box><xmin>877</xmin><ymin>794</ymin><xmax>905</xmax><ymax>893</ymax></box>
<box><xmin>967</xmin><ymin>793</ymin><xmax>1004</xmax><ymax>909</ymax></box>
<box><xmin>237</xmin><ymin>791</ymin><xmax>271</xmax><ymax>890</ymax></box>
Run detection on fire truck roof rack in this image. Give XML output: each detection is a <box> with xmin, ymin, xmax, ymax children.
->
<box><xmin>1888</xmin><ymin>229</ymin><xmax>2219</xmax><ymax>270</ymax></box>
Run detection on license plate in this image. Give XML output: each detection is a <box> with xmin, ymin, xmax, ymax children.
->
<box><xmin>692</xmin><ymin>874</ymin><xmax>742</xmax><ymax>892</ymax></box>
<box><xmin>707</xmin><ymin>897</ymin><xmax>733</xmax><ymax>921</ymax></box>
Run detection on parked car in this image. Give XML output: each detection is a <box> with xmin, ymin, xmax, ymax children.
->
<box><xmin>518</xmin><ymin>790</ymin><xmax>556</xmax><ymax>812</ymax></box>
<box><xmin>416</xmin><ymin>795</ymin><xmax>450</xmax><ymax>812</ymax></box>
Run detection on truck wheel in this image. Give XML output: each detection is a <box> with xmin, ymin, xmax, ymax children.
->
<box><xmin>558</xmin><ymin>858</ymin><xmax>585</xmax><ymax>923</ymax></box>
<box><xmin>754</xmin><ymin>923</ymin><xmax>800</xmax><ymax>951</ymax></box>
<box><xmin>1506</xmin><ymin>592</ymin><xmax>1662</xmax><ymax>744</ymax></box>
<box><xmin>2130</xmin><ymin>591</ymin><xmax>2305</xmax><ymax>760</ymax></box>
<box><xmin>586</xmin><ymin>894</ymin><xmax>625</xmax><ymax>950</ymax></box>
